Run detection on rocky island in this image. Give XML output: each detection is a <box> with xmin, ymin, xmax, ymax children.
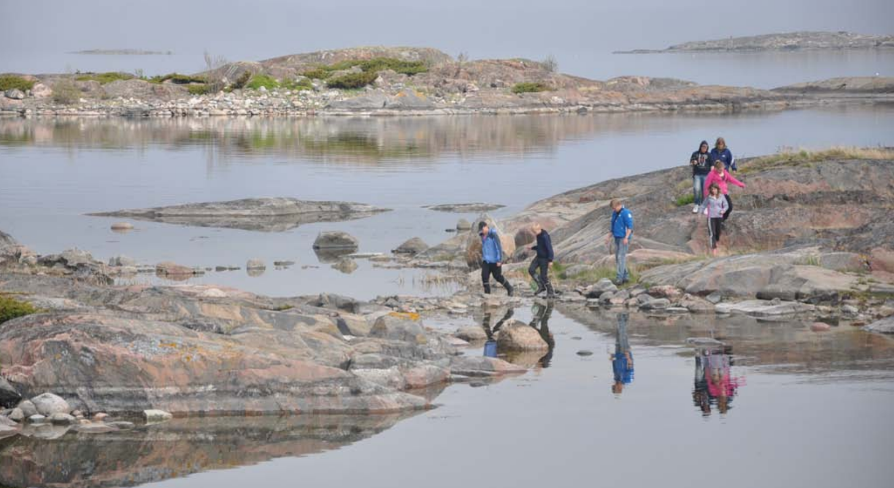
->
<box><xmin>616</xmin><ymin>30</ymin><xmax>894</xmax><ymax>54</ymax></box>
<box><xmin>1</xmin><ymin>46</ymin><xmax>892</xmax><ymax>118</ymax></box>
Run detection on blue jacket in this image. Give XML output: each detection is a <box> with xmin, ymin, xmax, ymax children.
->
<box><xmin>710</xmin><ymin>147</ymin><xmax>736</xmax><ymax>171</ymax></box>
<box><xmin>531</xmin><ymin>230</ymin><xmax>554</xmax><ymax>261</ymax></box>
<box><xmin>611</xmin><ymin>207</ymin><xmax>634</xmax><ymax>238</ymax></box>
<box><xmin>481</xmin><ymin>229</ymin><xmax>504</xmax><ymax>264</ymax></box>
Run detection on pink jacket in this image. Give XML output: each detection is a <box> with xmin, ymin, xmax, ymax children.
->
<box><xmin>704</xmin><ymin>169</ymin><xmax>745</xmax><ymax>195</ymax></box>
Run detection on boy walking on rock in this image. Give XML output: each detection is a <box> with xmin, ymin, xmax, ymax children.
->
<box><xmin>479</xmin><ymin>222</ymin><xmax>514</xmax><ymax>296</ymax></box>
<box><xmin>528</xmin><ymin>222</ymin><xmax>556</xmax><ymax>298</ymax></box>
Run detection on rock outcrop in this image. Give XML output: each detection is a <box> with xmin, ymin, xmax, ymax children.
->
<box><xmin>89</xmin><ymin>198</ymin><xmax>390</xmax><ymax>232</ymax></box>
<box><xmin>618</xmin><ymin>31</ymin><xmax>894</xmax><ymax>54</ymax></box>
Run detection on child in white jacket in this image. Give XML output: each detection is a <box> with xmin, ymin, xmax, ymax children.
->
<box><xmin>699</xmin><ymin>183</ymin><xmax>729</xmax><ymax>255</ymax></box>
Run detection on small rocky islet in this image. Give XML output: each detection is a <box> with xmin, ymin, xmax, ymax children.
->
<box><xmin>1</xmin><ymin>44</ymin><xmax>893</xmax><ymax>118</ymax></box>
<box><xmin>616</xmin><ymin>30</ymin><xmax>894</xmax><ymax>53</ymax></box>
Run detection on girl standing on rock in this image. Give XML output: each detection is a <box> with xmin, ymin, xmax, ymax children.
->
<box><xmin>710</xmin><ymin>137</ymin><xmax>736</xmax><ymax>172</ymax></box>
<box><xmin>703</xmin><ymin>161</ymin><xmax>745</xmax><ymax>221</ymax></box>
<box><xmin>699</xmin><ymin>183</ymin><xmax>729</xmax><ymax>255</ymax></box>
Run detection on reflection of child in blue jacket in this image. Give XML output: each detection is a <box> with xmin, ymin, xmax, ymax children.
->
<box><xmin>482</xmin><ymin>308</ymin><xmax>514</xmax><ymax>358</ymax></box>
<box><xmin>611</xmin><ymin>313</ymin><xmax>634</xmax><ymax>394</ymax></box>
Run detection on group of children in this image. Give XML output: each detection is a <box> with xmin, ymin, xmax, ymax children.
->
<box><xmin>690</xmin><ymin>137</ymin><xmax>746</xmax><ymax>255</ymax></box>
<box><xmin>475</xmin><ymin>136</ymin><xmax>746</xmax><ymax>296</ymax></box>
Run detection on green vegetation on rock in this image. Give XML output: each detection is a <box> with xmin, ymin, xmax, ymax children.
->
<box><xmin>300</xmin><ymin>57</ymin><xmax>428</xmax><ymax>89</ymax></box>
<box><xmin>0</xmin><ymin>294</ymin><xmax>38</xmax><ymax>325</ymax></box>
<box><xmin>674</xmin><ymin>194</ymin><xmax>695</xmax><ymax>206</ymax></box>
<box><xmin>740</xmin><ymin>146</ymin><xmax>894</xmax><ymax>174</ymax></box>
<box><xmin>512</xmin><ymin>82</ymin><xmax>551</xmax><ymax>94</ymax></box>
<box><xmin>52</xmin><ymin>79</ymin><xmax>80</xmax><ymax>104</ymax></box>
<box><xmin>245</xmin><ymin>74</ymin><xmax>280</xmax><ymax>90</ymax></box>
<box><xmin>0</xmin><ymin>75</ymin><xmax>35</xmax><ymax>92</ymax></box>
<box><xmin>75</xmin><ymin>72</ymin><xmax>135</xmax><ymax>84</ymax></box>
<box><xmin>148</xmin><ymin>73</ymin><xmax>207</xmax><ymax>84</ymax></box>
<box><xmin>187</xmin><ymin>84</ymin><xmax>211</xmax><ymax>95</ymax></box>
<box><xmin>326</xmin><ymin>70</ymin><xmax>379</xmax><ymax>89</ymax></box>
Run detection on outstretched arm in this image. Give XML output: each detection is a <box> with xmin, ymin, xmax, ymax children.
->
<box><xmin>727</xmin><ymin>172</ymin><xmax>746</xmax><ymax>188</ymax></box>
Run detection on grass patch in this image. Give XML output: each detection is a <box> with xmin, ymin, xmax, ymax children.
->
<box><xmin>281</xmin><ymin>78</ymin><xmax>313</xmax><ymax>91</ymax></box>
<box><xmin>740</xmin><ymin>146</ymin><xmax>894</xmax><ymax>174</ymax></box>
<box><xmin>0</xmin><ymin>294</ymin><xmax>39</xmax><ymax>325</ymax></box>
<box><xmin>326</xmin><ymin>70</ymin><xmax>378</xmax><ymax>89</ymax></box>
<box><xmin>245</xmin><ymin>74</ymin><xmax>279</xmax><ymax>90</ymax></box>
<box><xmin>511</xmin><ymin>82</ymin><xmax>551</xmax><ymax>94</ymax></box>
<box><xmin>74</xmin><ymin>72</ymin><xmax>135</xmax><ymax>84</ymax></box>
<box><xmin>187</xmin><ymin>84</ymin><xmax>211</xmax><ymax>95</ymax></box>
<box><xmin>302</xmin><ymin>68</ymin><xmax>332</xmax><ymax>80</ymax></box>
<box><xmin>674</xmin><ymin>193</ymin><xmax>695</xmax><ymax>207</ymax></box>
<box><xmin>0</xmin><ymin>75</ymin><xmax>35</xmax><ymax>92</ymax></box>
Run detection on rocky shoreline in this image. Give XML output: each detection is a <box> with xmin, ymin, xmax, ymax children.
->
<box><xmin>616</xmin><ymin>31</ymin><xmax>894</xmax><ymax>54</ymax></box>
<box><xmin>2</xmin><ymin>46</ymin><xmax>892</xmax><ymax>118</ymax></box>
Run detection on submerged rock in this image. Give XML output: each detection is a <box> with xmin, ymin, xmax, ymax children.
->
<box><xmin>425</xmin><ymin>203</ymin><xmax>506</xmax><ymax>213</ymax></box>
<box><xmin>392</xmin><ymin>237</ymin><xmax>429</xmax><ymax>255</ymax></box>
<box><xmin>89</xmin><ymin>198</ymin><xmax>390</xmax><ymax>232</ymax></box>
<box><xmin>143</xmin><ymin>409</ymin><xmax>173</xmax><ymax>422</ymax></box>
<box><xmin>314</xmin><ymin>231</ymin><xmax>360</xmax><ymax>250</ymax></box>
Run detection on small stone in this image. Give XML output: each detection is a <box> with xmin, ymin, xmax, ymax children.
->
<box><xmin>4</xmin><ymin>88</ymin><xmax>25</xmax><ymax>100</ymax></box>
<box><xmin>110</xmin><ymin>222</ymin><xmax>134</xmax><ymax>231</ymax></box>
<box><xmin>842</xmin><ymin>304</ymin><xmax>859</xmax><ymax>315</ymax></box>
<box><xmin>16</xmin><ymin>400</ymin><xmax>37</xmax><ymax>418</ymax></box>
<box><xmin>576</xmin><ymin>350</ymin><xmax>594</xmax><ymax>356</ymax></box>
<box><xmin>71</xmin><ymin>409</ymin><xmax>83</xmax><ymax>417</ymax></box>
<box><xmin>246</xmin><ymin>258</ymin><xmax>266</xmax><ymax>270</ymax></box>
<box><xmin>28</xmin><ymin>414</ymin><xmax>47</xmax><ymax>424</ymax></box>
<box><xmin>810</xmin><ymin>322</ymin><xmax>832</xmax><ymax>332</ymax></box>
<box><xmin>706</xmin><ymin>292</ymin><xmax>723</xmax><ymax>304</ymax></box>
<box><xmin>7</xmin><ymin>408</ymin><xmax>24</xmax><ymax>422</ymax></box>
<box><xmin>143</xmin><ymin>409</ymin><xmax>173</xmax><ymax>422</ymax></box>
<box><xmin>274</xmin><ymin>260</ymin><xmax>296</xmax><ymax>266</ymax></box>
<box><xmin>50</xmin><ymin>413</ymin><xmax>77</xmax><ymax>424</ymax></box>
<box><xmin>93</xmin><ymin>412</ymin><xmax>109</xmax><ymax>421</ymax></box>
<box><xmin>108</xmin><ymin>421</ymin><xmax>135</xmax><ymax>430</ymax></box>
<box><xmin>454</xmin><ymin>326</ymin><xmax>488</xmax><ymax>342</ymax></box>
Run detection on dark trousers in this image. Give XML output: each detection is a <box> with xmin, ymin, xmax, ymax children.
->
<box><xmin>481</xmin><ymin>262</ymin><xmax>508</xmax><ymax>293</ymax></box>
<box><xmin>723</xmin><ymin>194</ymin><xmax>733</xmax><ymax>221</ymax></box>
<box><xmin>528</xmin><ymin>257</ymin><xmax>551</xmax><ymax>287</ymax></box>
<box><xmin>709</xmin><ymin>218</ymin><xmax>723</xmax><ymax>248</ymax></box>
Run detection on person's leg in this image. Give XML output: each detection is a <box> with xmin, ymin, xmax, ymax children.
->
<box><xmin>481</xmin><ymin>263</ymin><xmax>492</xmax><ymax>294</ymax></box>
<box><xmin>714</xmin><ymin>218</ymin><xmax>723</xmax><ymax>244</ymax></box>
<box><xmin>710</xmin><ymin>218</ymin><xmax>721</xmax><ymax>249</ymax></box>
<box><xmin>615</xmin><ymin>237</ymin><xmax>629</xmax><ymax>283</ymax></box>
<box><xmin>693</xmin><ymin>175</ymin><xmax>705</xmax><ymax>207</ymax></box>
<box><xmin>538</xmin><ymin>258</ymin><xmax>554</xmax><ymax>297</ymax></box>
<box><xmin>492</xmin><ymin>264</ymin><xmax>513</xmax><ymax>296</ymax></box>
<box><xmin>529</xmin><ymin>258</ymin><xmax>544</xmax><ymax>294</ymax></box>
<box><xmin>723</xmin><ymin>194</ymin><xmax>733</xmax><ymax>221</ymax></box>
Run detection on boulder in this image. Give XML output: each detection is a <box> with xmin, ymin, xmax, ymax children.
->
<box><xmin>108</xmin><ymin>255</ymin><xmax>136</xmax><ymax>267</ymax></box>
<box><xmin>16</xmin><ymin>399</ymin><xmax>37</xmax><ymax>418</ymax></box>
<box><xmin>387</xmin><ymin>89</ymin><xmax>435</xmax><ymax>110</ymax></box>
<box><xmin>583</xmin><ymin>278</ymin><xmax>618</xmax><ymax>298</ymax></box>
<box><xmin>640</xmin><ymin>297</ymin><xmax>671</xmax><ymax>310</ymax></box>
<box><xmin>370</xmin><ymin>314</ymin><xmax>426</xmax><ymax>343</ymax></box>
<box><xmin>456</xmin><ymin>219</ymin><xmax>472</xmax><ymax>231</ymax></box>
<box><xmin>495</xmin><ymin>320</ymin><xmax>548</xmax><ymax>351</ymax></box>
<box><xmin>679</xmin><ymin>294</ymin><xmax>714</xmax><ymax>313</ymax></box>
<box><xmin>647</xmin><ymin>285</ymin><xmax>683</xmax><ymax>301</ymax></box>
<box><xmin>715</xmin><ymin>300</ymin><xmax>815</xmax><ymax>316</ymax></box>
<box><xmin>864</xmin><ymin>316</ymin><xmax>894</xmax><ymax>334</ymax></box>
<box><xmin>143</xmin><ymin>409</ymin><xmax>173</xmax><ymax>422</ymax></box>
<box><xmin>30</xmin><ymin>393</ymin><xmax>70</xmax><ymax>416</ymax></box>
<box><xmin>392</xmin><ymin>237</ymin><xmax>429</xmax><ymax>255</ymax></box>
<box><xmin>246</xmin><ymin>259</ymin><xmax>266</xmax><ymax>270</ymax></box>
<box><xmin>110</xmin><ymin>222</ymin><xmax>134</xmax><ymax>231</ymax></box>
<box><xmin>464</xmin><ymin>215</ymin><xmax>516</xmax><ymax>268</ymax></box>
<box><xmin>30</xmin><ymin>83</ymin><xmax>52</xmax><ymax>99</ymax></box>
<box><xmin>4</xmin><ymin>89</ymin><xmax>24</xmax><ymax>100</ymax></box>
<box><xmin>313</xmin><ymin>231</ymin><xmax>359</xmax><ymax>250</ymax></box>
<box><xmin>50</xmin><ymin>412</ymin><xmax>77</xmax><ymax>425</ymax></box>
<box><xmin>810</xmin><ymin>322</ymin><xmax>832</xmax><ymax>332</ymax></box>
<box><xmin>7</xmin><ymin>408</ymin><xmax>24</xmax><ymax>422</ymax></box>
<box><xmin>0</xmin><ymin>377</ymin><xmax>21</xmax><ymax>408</ymax></box>
<box><xmin>156</xmin><ymin>261</ymin><xmax>196</xmax><ymax>277</ymax></box>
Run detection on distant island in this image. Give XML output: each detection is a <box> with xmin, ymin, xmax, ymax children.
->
<box><xmin>71</xmin><ymin>49</ymin><xmax>173</xmax><ymax>55</ymax></box>
<box><xmin>616</xmin><ymin>31</ymin><xmax>894</xmax><ymax>54</ymax></box>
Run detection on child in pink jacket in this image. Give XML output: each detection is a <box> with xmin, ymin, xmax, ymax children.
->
<box><xmin>704</xmin><ymin>161</ymin><xmax>745</xmax><ymax>221</ymax></box>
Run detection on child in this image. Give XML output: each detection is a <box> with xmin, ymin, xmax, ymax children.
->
<box><xmin>478</xmin><ymin>222</ymin><xmax>514</xmax><ymax>296</ymax></box>
<box><xmin>528</xmin><ymin>222</ymin><xmax>555</xmax><ymax>298</ymax></box>
<box><xmin>607</xmin><ymin>199</ymin><xmax>634</xmax><ymax>285</ymax></box>
<box><xmin>699</xmin><ymin>183</ymin><xmax>729</xmax><ymax>255</ymax></box>
<box><xmin>689</xmin><ymin>140</ymin><xmax>712</xmax><ymax>213</ymax></box>
<box><xmin>703</xmin><ymin>161</ymin><xmax>745</xmax><ymax>221</ymax></box>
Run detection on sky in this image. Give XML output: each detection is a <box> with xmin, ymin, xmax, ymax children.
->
<box><xmin>1</xmin><ymin>0</ymin><xmax>892</xmax><ymax>77</ymax></box>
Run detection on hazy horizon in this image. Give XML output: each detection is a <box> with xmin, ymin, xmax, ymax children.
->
<box><xmin>2</xmin><ymin>0</ymin><xmax>892</xmax><ymax>78</ymax></box>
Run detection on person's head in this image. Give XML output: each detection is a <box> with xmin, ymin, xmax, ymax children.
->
<box><xmin>610</xmin><ymin>199</ymin><xmax>623</xmax><ymax>211</ymax></box>
<box><xmin>715</xmin><ymin>137</ymin><xmax>726</xmax><ymax>151</ymax></box>
<box><xmin>531</xmin><ymin>222</ymin><xmax>542</xmax><ymax>235</ymax></box>
<box><xmin>478</xmin><ymin>221</ymin><xmax>489</xmax><ymax>235</ymax></box>
<box><xmin>713</xmin><ymin>161</ymin><xmax>725</xmax><ymax>173</ymax></box>
<box><xmin>699</xmin><ymin>140</ymin><xmax>709</xmax><ymax>153</ymax></box>
<box><xmin>708</xmin><ymin>183</ymin><xmax>721</xmax><ymax>197</ymax></box>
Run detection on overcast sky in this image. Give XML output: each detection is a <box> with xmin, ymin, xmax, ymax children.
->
<box><xmin>1</xmin><ymin>0</ymin><xmax>892</xmax><ymax>76</ymax></box>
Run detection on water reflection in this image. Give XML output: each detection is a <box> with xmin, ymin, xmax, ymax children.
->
<box><xmin>0</xmin><ymin>414</ymin><xmax>415</xmax><ymax>488</ymax></box>
<box><xmin>479</xmin><ymin>304</ymin><xmax>556</xmax><ymax>368</ymax></box>
<box><xmin>611</xmin><ymin>312</ymin><xmax>634</xmax><ymax>395</ymax></box>
<box><xmin>692</xmin><ymin>344</ymin><xmax>745</xmax><ymax>416</ymax></box>
<box><xmin>481</xmin><ymin>307</ymin><xmax>514</xmax><ymax>358</ymax></box>
<box><xmin>528</xmin><ymin>302</ymin><xmax>556</xmax><ymax>367</ymax></box>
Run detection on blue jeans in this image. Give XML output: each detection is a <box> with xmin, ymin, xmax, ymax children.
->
<box><xmin>614</xmin><ymin>237</ymin><xmax>629</xmax><ymax>283</ymax></box>
<box><xmin>692</xmin><ymin>174</ymin><xmax>707</xmax><ymax>206</ymax></box>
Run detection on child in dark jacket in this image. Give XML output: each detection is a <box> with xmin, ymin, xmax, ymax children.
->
<box><xmin>528</xmin><ymin>222</ymin><xmax>555</xmax><ymax>298</ymax></box>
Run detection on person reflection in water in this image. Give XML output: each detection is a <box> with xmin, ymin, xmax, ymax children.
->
<box><xmin>611</xmin><ymin>313</ymin><xmax>634</xmax><ymax>395</ymax></box>
<box><xmin>482</xmin><ymin>308</ymin><xmax>514</xmax><ymax>358</ymax></box>
<box><xmin>692</xmin><ymin>345</ymin><xmax>743</xmax><ymax>416</ymax></box>
<box><xmin>528</xmin><ymin>301</ymin><xmax>556</xmax><ymax>367</ymax></box>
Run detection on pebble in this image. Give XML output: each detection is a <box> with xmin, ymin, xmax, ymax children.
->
<box><xmin>576</xmin><ymin>350</ymin><xmax>594</xmax><ymax>356</ymax></box>
<box><xmin>810</xmin><ymin>322</ymin><xmax>832</xmax><ymax>332</ymax></box>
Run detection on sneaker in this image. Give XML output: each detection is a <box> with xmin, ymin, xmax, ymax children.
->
<box><xmin>692</xmin><ymin>204</ymin><xmax>699</xmax><ymax>213</ymax></box>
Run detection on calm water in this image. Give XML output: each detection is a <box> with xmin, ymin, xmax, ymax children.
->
<box><xmin>3</xmin><ymin>307</ymin><xmax>893</xmax><ymax>488</ymax></box>
<box><xmin>2</xmin><ymin>106</ymin><xmax>894</xmax><ymax>488</ymax></box>
<box><xmin>1</xmin><ymin>106</ymin><xmax>893</xmax><ymax>298</ymax></box>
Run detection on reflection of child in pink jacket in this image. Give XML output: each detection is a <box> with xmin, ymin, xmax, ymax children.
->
<box><xmin>703</xmin><ymin>161</ymin><xmax>745</xmax><ymax>221</ymax></box>
<box><xmin>703</xmin><ymin>163</ymin><xmax>745</xmax><ymax>195</ymax></box>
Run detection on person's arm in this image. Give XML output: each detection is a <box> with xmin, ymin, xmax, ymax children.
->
<box><xmin>728</xmin><ymin>150</ymin><xmax>737</xmax><ymax>172</ymax></box>
<box><xmin>493</xmin><ymin>230</ymin><xmax>504</xmax><ymax>264</ymax></box>
<box><xmin>703</xmin><ymin>172</ymin><xmax>715</xmax><ymax>194</ymax></box>
<box><xmin>545</xmin><ymin>233</ymin><xmax>554</xmax><ymax>262</ymax></box>
<box><xmin>727</xmin><ymin>172</ymin><xmax>746</xmax><ymax>188</ymax></box>
<box><xmin>721</xmin><ymin>197</ymin><xmax>729</xmax><ymax>214</ymax></box>
<box><xmin>623</xmin><ymin>211</ymin><xmax>633</xmax><ymax>244</ymax></box>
